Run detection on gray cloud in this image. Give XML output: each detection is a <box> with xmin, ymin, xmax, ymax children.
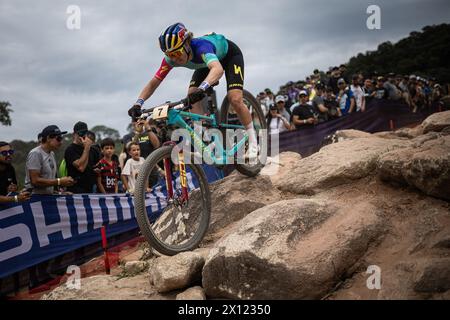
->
<box><xmin>1</xmin><ymin>0</ymin><xmax>449</xmax><ymax>141</ymax></box>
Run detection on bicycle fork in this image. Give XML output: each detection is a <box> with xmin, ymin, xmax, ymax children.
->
<box><xmin>163</xmin><ymin>148</ymin><xmax>189</xmax><ymax>204</ymax></box>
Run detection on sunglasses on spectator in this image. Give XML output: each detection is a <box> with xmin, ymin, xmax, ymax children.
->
<box><xmin>165</xmin><ymin>46</ymin><xmax>185</xmax><ymax>59</ymax></box>
<box><xmin>0</xmin><ymin>149</ymin><xmax>14</xmax><ymax>156</ymax></box>
<box><xmin>49</xmin><ymin>134</ymin><xmax>63</xmax><ymax>141</ymax></box>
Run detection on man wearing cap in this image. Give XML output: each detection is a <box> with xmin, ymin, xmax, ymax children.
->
<box><xmin>336</xmin><ymin>78</ymin><xmax>355</xmax><ymax>115</ymax></box>
<box><xmin>0</xmin><ymin>141</ymin><xmax>32</xmax><ymax>203</ymax></box>
<box><xmin>311</xmin><ymin>83</ymin><xmax>329</xmax><ymax>122</ymax></box>
<box><xmin>64</xmin><ymin>122</ymin><xmax>101</xmax><ymax>193</ymax></box>
<box><xmin>371</xmin><ymin>77</ymin><xmax>388</xmax><ymax>100</ymax></box>
<box><xmin>275</xmin><ymin>95</ymin><xmax>291</xmax><ymax>123</ymax></box>
<box><xmin>292</xmin><ymin>90</ymin><xmax>318</xmax><ymax>129</ymax></box>
<box><xmin>25</xmin><ymin>126</ymin><xmax>75</xmax><ymax>195</ymax></box>
<box><xmin>327</xmin><ymin>67</ymin><xmax>341</xmax><ymax>95</ymax></box>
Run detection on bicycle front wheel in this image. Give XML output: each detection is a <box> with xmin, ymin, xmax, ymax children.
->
<box><xmin>134</xmin><ymin>145</ymin><xmax>211</xmax><ymax>256</ymax></box>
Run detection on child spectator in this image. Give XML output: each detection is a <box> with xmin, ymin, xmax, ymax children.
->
<box><xmin>121</xmin><ymin>142</ymin><xmax>145</xmax><ymax>194</ymax></box>
<box><xmin>96</xmin><ymin>138</ymin><xmax>120</xmax><ymax>194</ymax></box>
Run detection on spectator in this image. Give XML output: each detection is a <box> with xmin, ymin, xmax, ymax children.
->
<box><xmin>324</xmin><ymin>88</ymin><xmax>342</xmax><ymax>119</ymax></box>
<box><xmin>275</xmin><ymin>95</ymin><xmax>291</xmax><ymax>122</ymax></box>
<box><xmin>311</xmin><ymin>83</ymin><xmax>329</xmax><ymax>122</ymax></box>
<box><xmin>362</xmin><ymin>79</ymin><xmax>374</xmax><ymax>102</ymax></box>
<box><xmin>336</xmin><ymin>78</ymin><xmax>355</xmax><ymax>115</ymax></box>
<box><xmin>25</xmin><ymin>126</ymin><xmax>75</xmax><ymax>194</ymax></box>
<box><xmin>122</xmin><ymin>118</ymin><xmax>161</xmax><ymax>159</ymax></box>
<box><xmin>384</xmin><ymin>73</ymin><xmax>402</xmax><ymax>101</ymax></box>
<box><xmin>327</xmin><ymin>67</ymin><xmax>341</xmax><ymax>95</ymax></box>
<box><xmin>292</xmin><ymin>90</ymin><xmax>318</xmax><ymax>129</ymax></box>
<box><xmin>267</xmin><ymin>104</ymin><xmax>291</xmax><ymax>135</ymax></box>
<box><xmin>372</xmin><ymin>77</ymin><xmax>389</xmax><ymax>100</ymax></box>
<box><xmin>96</xmin><ymin>138</ymin><xmax>120</xmax><ymax>194</ymax></box>
<box><xmin>286</xmin><ymin>81</ymin><xmax>299</xmax><ymax>105</ymax></box>
<box><xmin>0</xmin><ymin>141</ymin><xmax>31</xmax><ymax>204</ymax></box>
<box><xmin>263</xmin><ymin>88</ymin><xmax>275</xmax><ymax>108</ymax></box>
<box><xmin>0</xmin><ymin>141</ymin><xmax>18</xmax><ymax>196</ymax></box>
<box><xmin>65</xmin><ymin>121</ymin><xmax>101</xmax><ymax>194</ymax></box>
<box><xmin>121</xmin><ymin>142</ymin><xmax>145</xmax><ymax>194</ymax></box>
<box><xmin>350</xmin><ymin>74</ymin><xmax>366</xmax><ymax>112</ymax></box>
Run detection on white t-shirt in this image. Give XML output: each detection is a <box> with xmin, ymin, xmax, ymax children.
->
<box><xmin>351</xmin><ymin>85</ymin><xmax>364</xmax><ymax>112</ymax></box>
<box><xmin>122</xmin><ymin>157</ymin><xmax>145</xmax><ymax>193</ymax></box>
<box><xmin>269</xmin><ymin>117</ymin><xmax>288</xmax><ymax>135</ymax></box>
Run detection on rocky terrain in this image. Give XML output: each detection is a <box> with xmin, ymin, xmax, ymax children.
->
<box><xmin>42</xmin><ymin>111</ymin><xmax>450</xmax><ymax>300</ymax></box>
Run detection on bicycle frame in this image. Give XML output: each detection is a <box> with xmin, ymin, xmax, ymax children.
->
<box><xmin>166</xmin><ymin>108</ymin><xmax>249</xmax><ymax>166</ymax></box>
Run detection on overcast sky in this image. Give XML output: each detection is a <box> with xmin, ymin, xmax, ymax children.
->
<box><xmin>1</xmin><ymin>0</ymin><xmax>450</xmax><ymax>141</ymax></box>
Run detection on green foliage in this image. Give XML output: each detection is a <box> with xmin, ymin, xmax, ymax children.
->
<box><xmin>345</xmin><ymin>23</ymin><xmax>450</xmax><ymax>82</ymax></box>
<box><xmin>0</xmin><ymin>101</ymin><xmax>13</xmax><ymax>126</ymax></box>
<box><xmin>91</xmin><ymin>125</ymin><xmax>121</xmax><ymax>143</ymax></box>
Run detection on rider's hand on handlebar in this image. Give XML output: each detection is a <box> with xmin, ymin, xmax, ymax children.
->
<box><xmin>128</xmin><ymin>104</ymin><xmax>143</xmax><ymax>121</ymax></box>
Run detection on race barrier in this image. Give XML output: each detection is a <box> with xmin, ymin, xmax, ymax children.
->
<box><xmin>275</xmin><ymin>100</ymin><xmax>433</xmax><ymax>157</ymax></box>
<box><xmin>0</xmin><ymin>165</ymin><xmax>223</xmax><ymax>282</ymax></box>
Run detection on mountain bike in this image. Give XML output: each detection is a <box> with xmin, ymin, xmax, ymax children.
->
<box><xmin>133</xmin><ymin>86</ymin><xmax>267</xmax><ymax>255</ymax></box>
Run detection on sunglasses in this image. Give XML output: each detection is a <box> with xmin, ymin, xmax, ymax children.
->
<box><xmin>49</xmin><ymin>134</ymin><xmax>63</xmax><ymax>142</ymax></box>
<box><xmin>165</xmin><ymin>46</ymin><xmax>185</xmax><ymax>59</ymax></box>
<box><xmin>0</xmin><ymin>149</ymin><xmax>14</xmax><ymax>156</ymax></box>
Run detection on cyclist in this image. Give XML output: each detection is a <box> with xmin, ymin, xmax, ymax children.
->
<box><xmin>128</xmin><ymin>22</ymin><xmax>258</xmax><ymax>160</ymax></box>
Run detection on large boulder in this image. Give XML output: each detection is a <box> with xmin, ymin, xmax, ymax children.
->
<box><xmin>202</xmin><ymin>199</ymin><xmax>383</xmax><ymax>299</ymax></box>
<box><xmin>276</xmin><ymin>137</ymin><xmax>408</xmax><ymax>195</ymax></box>
<box><xmin>413</xmin><ymin>258</ymin><xmax>450</xmax><ymax>293</ymax></box>
<box><xmin>41</xmin><ymin>274</ymin><xmax>156</xmax><ymax>300</ymax></box>
<box><xmin>206</xmin><ymin>174</ymin><xmax>283</xmax><ymax>234</ymax></box>
<box><xmin>149</xmin><ymin>251</ymin><xmax>205</xmax><ymax>293</ymax></box>
<box><xmin>378</xmin><ymin>135</ymin><xmax>450</xmax><ymax>200</ymax></box>
<box><xmin>422</xmin><ymin>110</ymin><xmax>450</xmax><ymax>134</ymax></box>
<box><xmin>260</xmin><ymin>152</ymin><xmax>302</xmax><ymax>185</ymax></box>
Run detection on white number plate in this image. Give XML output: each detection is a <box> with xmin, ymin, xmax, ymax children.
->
<box><xmin>152</xmin><ymin>105</ymin><xmax>169</xmax><ymax>120</ymax></box>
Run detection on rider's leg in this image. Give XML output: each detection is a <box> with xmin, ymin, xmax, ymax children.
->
<box><xmin>188</xmin><ymin>86</ymin><xmax>205</xmax><ymax>115</ymax></box>
<box><xmin>188</xmin><ymin>68</ymin><xmax>209</xmax><ymax>115</ymax></box>
<box><xmin>227</xmin><ymin>89</ymin><xmax>258</xmax><ymax>160</ymax></box>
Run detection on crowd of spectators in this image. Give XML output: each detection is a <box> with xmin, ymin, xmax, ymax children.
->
<box><xmin>0</xmin><ymin>118</ymin><xmax>163</xmax><ymax>200</ymax></box>
<box><xmin>257</xmin><ymin>65</ymin><xmax>446</xmax><ymax>135</ymax></box>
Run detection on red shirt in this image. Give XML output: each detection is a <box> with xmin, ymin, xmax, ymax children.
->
<box><xmin>97</xmin><ymin>159</ymin><xmax>119</xmax><ymax>193</ymax></box>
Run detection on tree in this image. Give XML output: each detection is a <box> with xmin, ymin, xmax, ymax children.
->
<box><xmin>90</xmin><ymin>125</ymin><xmax>121</xmax><ymax>142</ymax></box>
<box><xmin>0</xmin><ymin>101</ymin><xmax>13</xmax><ymax>126</ymax></box>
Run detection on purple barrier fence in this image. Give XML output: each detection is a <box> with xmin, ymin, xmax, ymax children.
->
<box><xmin>275</xmin><ymin>100</ymin><xmax>431</xmax><ymax>157</ymax></box>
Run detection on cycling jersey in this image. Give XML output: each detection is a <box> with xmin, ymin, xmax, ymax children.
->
<box><xmin>154</xmin><ymin>33</ymin><xmax>229</xmax><ymax>81</ymax></box>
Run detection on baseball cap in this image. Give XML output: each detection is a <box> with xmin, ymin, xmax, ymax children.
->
<box><xmin>275</xmin><ymin>95</ymin><xmax>286</xmax><ymax>103</ymax></box>
<box><xmin>40</xmin><ymin>125</ymin><xmax>67</xmax><ymax>138</ymax></box>
<box><xmin>299</xmin><ymin>90</ymin><xmax>308</xmax><ymax>97</ymax></box>
<box><xmin>337</xmin><ymin>78</ymin><xmax>346</xmax><ymax>85</ymax></box>
<box><xmin>73</xmin><ymin>121</ymin><xmax>88</xmax><ymax>134</ymax></box>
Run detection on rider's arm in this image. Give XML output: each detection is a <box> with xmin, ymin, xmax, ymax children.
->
<box><xmin>136</xmin><ymin>58</ymin><xmax>172</xmax><ymax>103</ymax></box>
<box><xmin>138</xmin><ymin>77</ymin><xmax>162</xmax><ymax>102</ymax></box>
<box><xmin>203</xmin><ymin>60</ymin><xmax>224</xmax><ymax>88</ymax></box>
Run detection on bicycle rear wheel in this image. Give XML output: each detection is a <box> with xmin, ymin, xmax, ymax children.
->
<box><xmin>220</xmin><ymin>89</ymin><xmax>267</xmax><ymax>177</ymax></box>
<box><xmin>134</xmin><ymin>145</ymin><xmax>211</xmax><ymax>256</ymax></box>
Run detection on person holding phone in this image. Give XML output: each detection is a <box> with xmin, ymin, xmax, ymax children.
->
<box><xmin>64</xmin><ymin>121</ymin><xmax>101</xmax><ymax>194</ymax></box>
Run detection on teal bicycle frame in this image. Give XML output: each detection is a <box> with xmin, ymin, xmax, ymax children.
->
<box><xmin>166</xmin><ymin>107</ymin><xmax>248</xmax><ymax>166</ymax></box>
